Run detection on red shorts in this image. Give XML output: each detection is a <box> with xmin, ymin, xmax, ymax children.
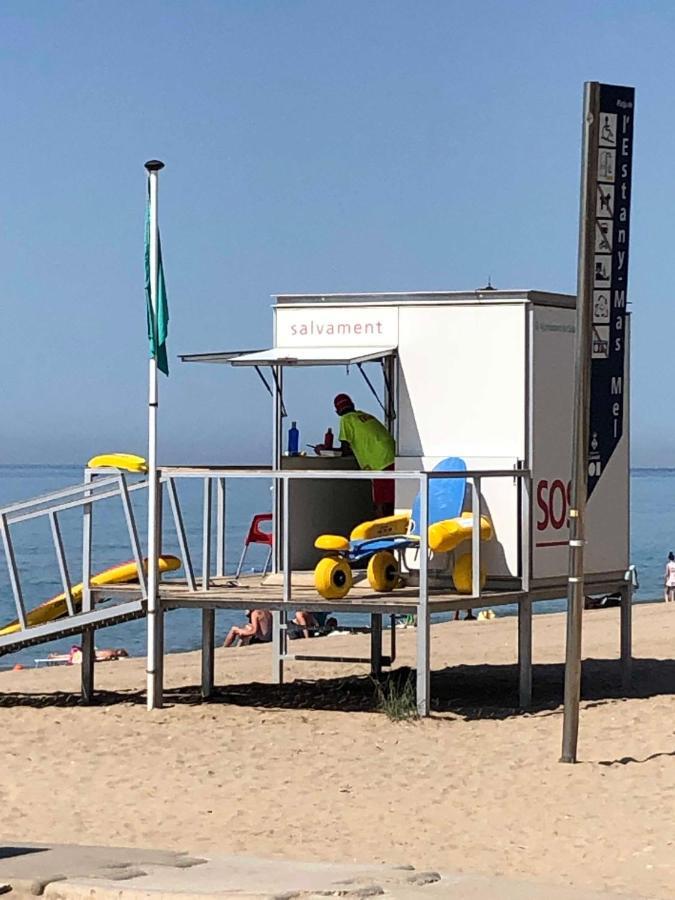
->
<box><xmin>372</xmin><ymin>463</ymin><xmax>395</xmax><ymax>506</ymax></box>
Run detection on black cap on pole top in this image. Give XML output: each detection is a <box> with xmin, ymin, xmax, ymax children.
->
<box><xmin>144</xmin><ymin>159</ymin><xmax>165</xmax><ymax>172</ymax></box>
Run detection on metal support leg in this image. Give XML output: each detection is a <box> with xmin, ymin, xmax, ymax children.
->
<box><xmin>416</xmin><ymin>473</ymin><xmax>430</xmax><ymax>716</ymax></box>
<box><xmin>620</xmin><ymin>581</ymin><xmax>633</xmax><ymax>691</ymax></box>
<box><xmin>518</xmin><ymin>596</ymin><xmax>533</xmax><ymax>707</ymax></box>
<box><xmin>471</xmin><ymin>477</ymin><xmax>482</xmax><ymax>600</ymax></box>
<box><xmin>216</xmin><ymin>478</ymin><xmax>226</xmax><ymax>578</ymax></box>
<box><xmin>274</xmin><ymin>476</ymin><xmax>291</xmax><ymax>684</ymax></box>
<box><xmin>201</xmin><ymin>608</ymin><xmax>215</xmax><ymax>698</ymax></box>
<box><xmin>370</xmin><ymin>613</ymin><xmax>383</xmax><ymax>676</ymax></box>
<box><xmin>272</xmin><ymin>609</ymin><xmax>287</xmax><ymax>683</ymax></box>
<box><xmin>154</xmin><ymin>479</ymin><xmax>166</xmax><ymax>696</ymax></box>
<box><xmin>81</xmin><ymin>472</ymin><xmax>95</xmax><ymax>703</ymax></box>
<box><xmin>389</xmin><ymin>614</ymin><xmax>397</xmax><ymax>665</ymax></box>
<box><xmin>202</xmin><ymin>478</ymin><xmax>212</xmax><ymax>590</ymax></box>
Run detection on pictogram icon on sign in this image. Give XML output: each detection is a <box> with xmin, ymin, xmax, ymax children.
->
<box><xmin>599</xmin><ymin>113</ymin><xmax>617</xmax><ymax>148</ymax></box>
<box><xmin>593</xmin><ymin>290</ymin><xmax>610</xmax><ymax>324</ymax></box>
<box><xmin>596</xmin><ymin>183</ymin><xmax>614</xmax><ymax>218</ymax></box>
<box><xmin>594</xmin><ymin>255</ymin><xmax>612</xmax><ymax>286</ymax></box>
<box><xmin>598</xmin><ymin>149</ymin><xmax>616</xmax><ymax>181</ymax></box>
<box><xmin>591</xmin><ymin>325</ymin><xmax>610</xmax><ymax>359</ymax></box>
<box><xmin>595</xmin><ymin>220</ymin><xmax>613</xmax><ymax>252</ymax></box>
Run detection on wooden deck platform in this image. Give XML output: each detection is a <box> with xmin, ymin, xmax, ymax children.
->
<box><xmin>95</xmin><ymin>574</ymin><xmax>527</xmax><ymax>615</ymax></box>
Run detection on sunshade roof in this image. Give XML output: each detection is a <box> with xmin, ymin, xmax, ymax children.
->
<box><xmin>179</xmin><ymin>346</ymin><xmax>396</xmax><ymax>367</ymax></box>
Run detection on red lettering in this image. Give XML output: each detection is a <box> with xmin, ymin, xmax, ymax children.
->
<box><xmin>537</xmin><ymin>478</ymin><xmax>572</xmax><ymax>532</ymax></box>
<box><xmin>536</xmin><ymin>480</ymin><xmax>549</xmax><ymax>531</ymax></box>
<box><xmin>549</xmin><ymin>480</ymin><xmax>567</xmax><ymax>529</ymax></box>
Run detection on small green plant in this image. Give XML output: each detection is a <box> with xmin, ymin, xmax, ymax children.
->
<box><xmin>373</xmin><ymin>672</ymin><xmax>419</xmax><ymax>722</ymax></box>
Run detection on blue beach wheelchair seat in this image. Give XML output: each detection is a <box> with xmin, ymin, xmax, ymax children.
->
<box><xmin>313</xmin><ymin>457</ymin><xmax>493</xmax><ymax>599</ymax></box>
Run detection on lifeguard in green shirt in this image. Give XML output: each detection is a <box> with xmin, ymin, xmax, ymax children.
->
<box><xmin>333</xmin><ymin>393</ymin><xmax>396</xmax><ymax>517</ymax></box>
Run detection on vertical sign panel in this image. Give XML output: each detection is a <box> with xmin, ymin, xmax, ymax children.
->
<box><xmin>588</xmin><ymin>84</ymin><xmax>635</xmax><ymax>496</ymax></box>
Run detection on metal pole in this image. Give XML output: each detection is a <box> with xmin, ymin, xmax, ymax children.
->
<box><xmin>0</xmin><ymin>514</ymin><xmax>27</xmax><ymax>630</ymax></box>
<box><xmin>370</xmin><ymin>613</ymin><xmax>383</xmax><ymax>677</ymax></box>
<box><xmin>518</xmin><ymin>596</ymin><xmax>533</xmax><ymax>707</ymax></box>
<box><xmin>202</xmin><ymin>477</ymin><xmax>212</xmax><ymax>590</ymax></box>
<box><xmin>620</xmin><ymin>578</ymin><xmax>633</xmax><ymax>691</ymax></box>
<box><xmin>519</xmin><ymin>471</ymin><xmax>533</xmax><ymax>707</ymax></box>
<box><xmin>166</xmin><ymin>477</ymin><xmax>197</xmax><ymax>591</ymax></box>
<box><xmin>471</xmin><ymin>477</ymin><xmax>481</xmax><ymax>599</ymax></box>
<box><xmin>145</xmin><ymin>158</ymin><xmax>164</xmax><ymax>711</ymax></box>
<box><xmin>272</xmin><ymin>366</ymin><xmax>283</xmax><ymax>574</ymax></box>
<box><xmin>273</xmin><ymin>475</ymin><xmax>290</xmax><ymax>684</ymax></box>
<box><xmin>201</xmin><ymin>476</ymin><xmax>215</xmax><ymax>696</ymax></box>
<box><xmin>561</xmin><ymin>83</ymin><xmax>600</xmax><ymax>763</ymax></box>
<box><xmin>117</xmin><ymin>473</ymin><xmax>147</xmax><ymax>598</ymax></box>
<box><xmin>216</xmin><ymin>478</ymin><xmax>226</xmax><ymax>577</ymax></box>
<box><xmin>201</xmin><ymin>608</ymin><xmax>215</xmax><ymax>698</ymax></box>
<box><xmin>49</xmin><ymin>511</ymin><xmax>75</xmax><ymax>617</ymax></box>
<box><xmin>416</xmin><ymin>472</ymin><xmax>430</xmax><ymax>716</ymax></box>
<box><xmin>81</xmin><ymin>470</ymin><xmax>95</xmax><ymax>703</ymax></box>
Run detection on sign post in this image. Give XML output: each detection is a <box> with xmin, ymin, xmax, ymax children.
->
<box><xmin>561</xmin><ymin>82</ymin><xmax>635</xmax><ymax>763</ymax></box>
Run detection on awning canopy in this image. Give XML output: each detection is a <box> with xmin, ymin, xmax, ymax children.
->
<box><xmin>180</xmin><ymin>346</ymin><xmax>396</xmax><ymax>367</ymax></box>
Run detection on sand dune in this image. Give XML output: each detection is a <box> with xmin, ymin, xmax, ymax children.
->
<box><xmin>1</xmin><ymin>603</ymin><xmax>674</xmax><ymax>898</ymax></box>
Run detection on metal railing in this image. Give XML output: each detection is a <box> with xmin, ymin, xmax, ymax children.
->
<box><xmin>0</xmin><ymin>464</ymin><xmax>209</xmax><ymax>653</ymax></box>
<box><xmin>158</xmin><ymin>464</ymin><xmax>533</xmax><ymax>603</ymax></box>
<box><xmin>0</xmin><ymin>473</ymin><xmax>150</xmax><ymax>640</ymax></box>
<box><xmin>156</xmin><ymin>464</ymin><xmax>531</xmax><ymax>710</ymax></box>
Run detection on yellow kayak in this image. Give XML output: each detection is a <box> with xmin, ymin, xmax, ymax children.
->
<box><xmin>0</xmin><ymin>555</ymin><xmax>181</xmax><ymax>637</ymax></box>
<box><xmin>87</xmin><ymin>453</ymin><xmax>148</xmax><ymax>473</ymax></box>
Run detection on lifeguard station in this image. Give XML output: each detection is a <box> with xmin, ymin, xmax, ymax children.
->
<box><xmin>0</xmin><ymin>288</ymin><xmax>632</xmax><ymax>714</ymax></box>
<box><xmin>161</xmin><ymin>287</ymin><xmax>633</xmax><ymax>714</ymax></box>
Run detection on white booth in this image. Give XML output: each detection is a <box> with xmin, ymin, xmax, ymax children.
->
<box><xmin>183</xmin><ymin>288</ymin><xmax>629</xmax><ymax>592</ymax></box>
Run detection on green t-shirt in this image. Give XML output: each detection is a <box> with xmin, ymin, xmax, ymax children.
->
<box><xmin>338</xmin><ymin>410</ymin><xmax>395</xmax><ymax>471</ymax></box>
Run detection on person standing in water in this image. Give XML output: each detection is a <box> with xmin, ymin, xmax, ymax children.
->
<box><xmin>664</xmin><ymin>552</ymin><xmax>675</xmax><ymax>603</ymax></box>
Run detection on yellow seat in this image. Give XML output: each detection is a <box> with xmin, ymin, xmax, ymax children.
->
<box><xmin>349</xmin><ymin>513</ymin><xmax>411</xmax><ymax>541</ymax></box>
<box><xmin>314</xmin><ymin>534</ymin><xmax>350</xmax><ymax>552</ymax></box>
<box><xmin>428</xmin><ymin>513</ymin><xmax>493</xmax><ymax>553</ymax></box>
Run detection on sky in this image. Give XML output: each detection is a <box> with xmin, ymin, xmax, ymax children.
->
<box><xmin>1</xmin><ymin>0</ymin><xmax>673</xmax><ymax>466</ymax></box>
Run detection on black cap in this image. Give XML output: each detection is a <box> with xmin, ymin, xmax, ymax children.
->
<box><xmin>144</xmin><ymin>160</ymin><xmax>165</xmax><ymax>172</ymax></box>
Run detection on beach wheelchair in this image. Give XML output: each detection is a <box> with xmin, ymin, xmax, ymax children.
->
<box><xmin>313</xmin><ymin>457</ymin><xmax>493</xmax><ymax>599</ymax></box>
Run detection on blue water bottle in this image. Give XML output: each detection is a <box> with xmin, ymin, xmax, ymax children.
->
<box><xmin>288</xmin><ymin>421</ymin><xmax>299</xmax><ymax>455</ymax></box>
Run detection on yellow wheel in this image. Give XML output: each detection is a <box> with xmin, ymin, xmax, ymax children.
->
<box><xmin>367</xmin><ymin>551</ymin><xmax>399</xmax><ymax>593</ymax></box>
<box><xmin>452</xmin><ymin>553</ymin><xmax>487</xmax><ymax>594</ymax></box>
<box><xmin>314</xmin><ymin>556</ymin><xmax>353</xmax><ymax>599</ymax></box>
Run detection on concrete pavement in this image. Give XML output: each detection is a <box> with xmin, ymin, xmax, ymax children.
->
<box><xmin>0</xmin><ymin>844</ymin><xmax>651</xmax><ymax>899</ymax></box>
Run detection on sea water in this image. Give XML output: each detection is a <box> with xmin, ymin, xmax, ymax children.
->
<box><xmin>0</xmin><ymin>465</ymin><xmax>672</xmax><ymax>668</ymax></box>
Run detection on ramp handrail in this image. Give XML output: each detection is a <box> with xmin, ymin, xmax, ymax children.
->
<box><xmin>0</xmin><ymin>472</ymin><xmax>153</xmax><ymax>644</ymax></box>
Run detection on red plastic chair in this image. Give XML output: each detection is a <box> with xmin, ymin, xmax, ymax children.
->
<box><xmin>235</xmin><ymin>513</ymin><xmax>273</xmax><ymax>579</ymax></box>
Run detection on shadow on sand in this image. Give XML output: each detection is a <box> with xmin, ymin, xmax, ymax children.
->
<box><xmin>1</xmin><ymin>657</ymin><xmax>674</xmax><ymax>724</ymax></box>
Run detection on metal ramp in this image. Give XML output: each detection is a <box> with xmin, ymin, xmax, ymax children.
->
<box><xmin>0</xmin><ymin>471</ymin><xmax>194</xmax><ymax>661</ymax></box>
<box><xmin>0</xmin><ymin>600</ymin><xmax>147</xmax><ymax>657</ymax></box>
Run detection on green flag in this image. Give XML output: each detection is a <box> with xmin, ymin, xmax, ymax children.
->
<box><xmin>144</xmin><ymin>195</ymin><xmax>169</xmax><ymax>376</ymax></box>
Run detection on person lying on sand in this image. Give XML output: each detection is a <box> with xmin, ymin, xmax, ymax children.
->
<box><xmin>224</xmin><ymin>609</ymin><xmax>272</xmax><ymax>647</ymax></box>
<box><xmin>48</xmin><ymin>645</ymin><xmax>129</xmax><ymax>665</ymax></box>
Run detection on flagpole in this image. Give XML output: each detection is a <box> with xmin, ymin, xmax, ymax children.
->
<box><xmin>145</xmin><ymin>158</ymin><xmax>164</xmax><ymax>710</ymax></box>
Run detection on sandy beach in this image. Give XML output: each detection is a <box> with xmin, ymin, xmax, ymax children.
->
<box><xmin>1</xmin><ymin>603</ymin><xmax>674</xmax><ymax>899</ymax></box>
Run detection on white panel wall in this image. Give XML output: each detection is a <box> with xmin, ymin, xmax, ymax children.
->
<box><xmin>397</xmin><ymin>305</ymin><xmax>527</xmax><ymax>459</ymax></box>
<box><xmin>531</xmin><ymin>305</ymin><xmax>629</xmax><ymax>580</ymax></box>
